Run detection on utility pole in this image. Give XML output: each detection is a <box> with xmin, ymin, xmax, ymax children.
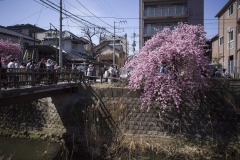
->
<box><xmin>227</xmin><ymin>27</ymin><xmax>231</xmax><ymax>74</ymax></box>
<box><xmin>132</xmin><ymin>31</ymin><xmax>136</xmax><ymax>52</ymax></box>
<box><xmin>113</xmin><ymin>20</ymin><xmax>127</xmax><ymax>65</ymax></box>
<box><xmin>113</xmin><ymin>21</ymin><xmax>116</xmax><ymax>65</ymax></box>
<box><xmin>236</xmin><ymin>0</ymin><xmax>239</xmax><ymax>78</ymax></box>
<box><xmin>59</xmin><ymin>0</ymin><xmax>63</xmax><ymax>67</ymax></box>
<box><xmin>124</xmin><ymin>33</ymin><xmax>128</xmax><ymax>61</ymax></box>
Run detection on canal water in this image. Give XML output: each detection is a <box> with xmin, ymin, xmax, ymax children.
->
<box><xmin>0</xmin><ymin>137</ymin><xmax>62</xmax><ymax>160</ymax></box>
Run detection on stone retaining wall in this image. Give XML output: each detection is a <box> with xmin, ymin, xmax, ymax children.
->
<box><xmin>0</xmin><ymin>83</ymin><xmax>239</xmax><ymax>145</ymax></box>
<box><xmin>91</xmin><ymin>85</ymin><xmax>240</xmax><ymax>142</ymax></box>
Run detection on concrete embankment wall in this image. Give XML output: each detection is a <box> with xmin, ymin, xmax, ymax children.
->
<box><xmin>0</xmin><ymin>83</ymin><xmax>239</xmax><ymax>145</ymax></box>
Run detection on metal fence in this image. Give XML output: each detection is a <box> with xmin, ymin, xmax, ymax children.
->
<box><xmin>0</xmin><ymin>68</ymin><xmax>124</xmax><ymax>90</ymax></box>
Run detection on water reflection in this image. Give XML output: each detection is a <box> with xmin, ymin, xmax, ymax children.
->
<box><xmin>0</xmin><ymin>137</ymin><xmax>61</xmax><ymax>160</ymax></box>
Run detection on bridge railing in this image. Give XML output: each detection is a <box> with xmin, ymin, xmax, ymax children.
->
<box><xmin>0</xmin><ymin>68</ymin><xmax>126</xmax><ymax>89</ymax></box>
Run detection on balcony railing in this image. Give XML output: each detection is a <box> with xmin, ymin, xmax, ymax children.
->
<box><xmin>143</xmin><ymin>25</ymin><xmax>177</xmax><ymax>36</ymax></box>
<box><xmin>144</xmin><ymin>6</ymin><xmax>188</xmax><ymax>17</ymax></box>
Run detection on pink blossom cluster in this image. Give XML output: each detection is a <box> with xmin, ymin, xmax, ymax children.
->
<box><xmin>124</xmin><ymin>23</ymin><xmax>210</xmax><ymax>109</ymax></box>
<box><xmin>0</xmin><ymin>39</ymin><xmax>21</xmax><ymax>61</ymax></box>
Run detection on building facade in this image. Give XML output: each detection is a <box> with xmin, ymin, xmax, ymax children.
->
<box><xmin>94</xmin><ymin>35</ymin><xmax>127</xmax><ymax>67</ymax></box>
<box><xmin>139</xmin><ymin>0</ymin><xmax>204</xmax><ymax>48</ymax></box>
<box><xmin>211</xmin><ymin>0</ymin><xmax>240</xmax><ymax>77</ymax></box>
<box><xmin>0</xmin><ymin>25</ymin><xmax>40</xmax><ymax>49</ymax></box>
<box><xmin>211</xmin><ymin>34</ymin><xmax>219</xmax><ymax>64</ymax></box>
<box><xmin>35</xmin><ymin>30</ymin><xmax>90</xmax><ymax>63</ymax></box>
<box><xmin>7</xmin><ymin>24</ymin><xmax>46</xmax><ymax>38</ymax></box>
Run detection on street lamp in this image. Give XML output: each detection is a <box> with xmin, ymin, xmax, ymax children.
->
<box><xmin>113</xmin><ymin>20</ymin><xmax>127</xmax><ymax>65</ymax></box>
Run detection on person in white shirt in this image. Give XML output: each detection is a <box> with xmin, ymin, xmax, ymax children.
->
<box><xmin>7</xmin><ymin>59</ymin><xmax>15</xmax><ymax>69</ymax></box>
<box><xmin>14</xmin><ymin>58</ymin><xmax>20</xmax><ymax>68</ymax></box>
<box><xmin>7</xmin><ymin>59</ymin><xmax>16</xmax><ymax>87</ymax></box>
<box><xmin>108</xmin><ymin>65</ymin><xmax>116</xmax><ymax>83</ymax></box>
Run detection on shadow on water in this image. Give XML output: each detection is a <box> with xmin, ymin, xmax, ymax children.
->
<box><xmin>0</xmin><ymin>102</ymin><xmax>62</xmax><ymax>160</ymax></box>
<box><xmin>0</xmin><ymin>137</ymin><xmax>61</xmax><ymax>160</ymax></box>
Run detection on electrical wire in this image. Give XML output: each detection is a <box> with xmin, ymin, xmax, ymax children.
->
<box><xmin>36</xmin><ymin>0</ymin><xmax>114</xmax><ymax>35</ymax></box>
<box><xmin>35</xmin><ymin>5</ymin><xmax>43</xmax><ymax>25</ymax></box>
<box><xmin>63</xmin><ymin>0</ymin><xmax>71</xmax><ymax>32</ymax></box>
<box><xmin>75</xmin><ymin>0</ymin><xmax>113</xmax><ymax>28</ymax></box>
<box><xmin>13</xmin><ymin>9</ymin><xmax>46</xmax><ymax>25</ymax></box>
<box><xmin>91</xmin><ymin>0</ymin><xmax>121</xmax><ymax>19</ymax></box>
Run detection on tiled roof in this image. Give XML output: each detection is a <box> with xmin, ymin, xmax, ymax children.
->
<box><xmin>43</xmin><ymin>30</ymin><xmax>89</xmax><ymax>44</ymax></box>
<box><xmin>0</xmin><ymin>25</ymin><xmax>37</xmax><ymax>41</ymax></box>
<box><xmin>7</xmin><ymin>24</ymin><xmax>46</xmax><ymax>32</ymax></box>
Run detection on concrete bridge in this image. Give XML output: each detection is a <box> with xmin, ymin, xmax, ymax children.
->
<box><xmin>0</xmin><ymin>68</ymin><xmax>123</xmax><ymax>106</ymax></box>
<box><xmin>0</xmin><ymin>83</ymin><xmax>79</xmax><ymax>106</ymax></box>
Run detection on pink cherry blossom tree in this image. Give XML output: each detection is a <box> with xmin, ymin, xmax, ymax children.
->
<box><xmin>0</xmin><ymin>39</ymin><xmax>21</xmax><ymax>63</ymax></box>
<box><xmin>124</xmin><ymin>23</ymin><xmax>210</xmax><ymax>110</ymax></box>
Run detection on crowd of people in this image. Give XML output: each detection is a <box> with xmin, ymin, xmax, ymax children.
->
<box><xmin>0</xmin><ymin>57</ymin><xmax>122</xmax><ymax>89</ymax></box>
<box><xmin>103</xmin><ymin>64</ymin><xmax>119</xmax><ymax>83</ymax></box>
<box><xmin>1</xmin><ymin>58</ymin><xmax>234</xmax><ymax>89</ymax></box>
<box><xmin>85</xmin><ymin>64</ymin><xmax>120</xmax><ymax>83</ymax></box>
<box><xmin>213</xmin><ymin>67</ymin><xmax>231</xmax><ymax>78</ymax></box>
<box><xmin>0</xmin><ymin>58</ymin><xmax>61</xmax><ymax>71</ymax></box>
<box><xmin>0</xmin><ymin>58</ymin><xmax>63</xmax><ymax>88</ymax></box>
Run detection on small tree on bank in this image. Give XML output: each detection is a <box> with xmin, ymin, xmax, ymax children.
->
<box><xmin>124</xmin><ymin>23</ymin><xmax>210</xmax><ymax>110</ymax></box>
<box><xmin>0</xmin><ymin>39</ymin><xmax>21</xmax><ymax>62</ymax></box>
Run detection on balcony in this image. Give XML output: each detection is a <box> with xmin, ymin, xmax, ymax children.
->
<box><xmin>143</xmin><ymin>24</ymin><xmax>177</xmax><ymax>36</ymax></box>
<box><xmin>144</xmin><ymin>6</ymin><xmax>188</xmax><ymax>17</ymax></box>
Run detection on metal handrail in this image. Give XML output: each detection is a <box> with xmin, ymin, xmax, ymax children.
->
<box><xmin>0</xmin><ymin>68</ymin><xmax>125</xmax><ymax>89</ymax></box>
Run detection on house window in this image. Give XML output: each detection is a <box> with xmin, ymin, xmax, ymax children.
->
<box><xmin>229</xmin><ymin>55</ymin><xmax>234</xmax><ymax>73</ymax></box>
<box><xmin>219</xmin><ymin>36</ymin><xmax>224</xmax><ymax>46</ymax></box>
<box><xmin>72</xmin><ymin>44</ymin><xmax>77</xmax><ymax>50</ymax></box>
<box><xmin>46</xmin><ymin>32</ymin><xmax>52</xmax><ymax>37</ymax></box>
<box><xmin>229</xmin><ymin>4</ymin><xmax>233</xmax><ymax>16</ymax></box>
<box><xmin>212</xmin><ymin>42</ymin><xmax>214</xmax><ymax>48</ymax></box>
<box><xmin>24</xmin><ymin>42</ymin><xmax>29</xmax><ymax>47</ymax></box>
<box><xmin>238</xmin><ymin>23</ymin><xmax>240</xmax><ymax>33</ymax></box>
<box><xmin>228</xmin><ymin>30</ymin><xmax>234</xmax><ymax>49</ymax></box>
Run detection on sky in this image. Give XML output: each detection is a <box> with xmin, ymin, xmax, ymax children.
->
<box><xmin>0</xmin><ymin>0</ymin><xmax>228</xmax><ymax>55</ymax></box>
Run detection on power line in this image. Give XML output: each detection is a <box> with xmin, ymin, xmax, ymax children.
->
<box><xmin>64</xmin><ymin>0</ymin><xmax>88</xmax><ymax>16</ymax></box>
<box><xmin>75</xmin><ymin>0</ymin><xmax>113</xmax><ymax>28</ymax></box>
<box><xmin>104</xmin><ymin>2</ymin><xmax>122</xmax><ymax>18</ymax></box>
<box><xmin>29</xmin><ymin>12</ymin><xmax>240</xmax><ymax>22</ymax></box>
<box><xmin>43</xmin><ymin>0</ymin><xmax>95</xmax><ymax>27</ymax></box>
<box><xmin>63</xmin><ymin>0</ymin><xmax>71</xmax><ymax>32</ymax></box>
<box><xmin>35</xmin><ymin>5</ymin><xmax>44</xmax><ymax>25</ymax></box>
<box><xmin>91</xmin><ymin>0</ymin><xmax>119</xmax><ymax>19</ymax></box>
<box><xmin>64</xmin><ymin>0</ymin><xmax>110</xmax><ymax>27</ymax></box>
<box><xmin>13</xmin><ymin>9</ymin><xmax>46</xmax><ymax>25</ymax></box>
<box><xmin>57</xmin><ymin>24</ymin><xmax>228</xmax><ymax>30</ymax></box>
<box><xmin>35</xmin><ymin>0</ymin><xmax>114</xmax><ymax>35</ymax></box>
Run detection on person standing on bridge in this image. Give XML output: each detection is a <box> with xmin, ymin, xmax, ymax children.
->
<box><xmin>0</xmin><ymin>58</ymin><xmax>7</xmax><ymax>89</ymax></box>
<box><xmin>46</xmin><ymin>59</ymin><xmax>54</xmax><ymax>84</ymax></box>
<box><xmin>87</xmin><ymin>64</ymin><xmax>94</xmax><ymax>82</ymax></box>
<box><xmin>38</xmin><ymin>58</ymin><xmax>46</xmax><ymax>84</ymax></box>
<box><xmin>7</xmin><ymin>59</ymin><xmax>16</xmax><ymax>87</ymax></box>
<box><xmin>108</xmin><ymin>65</ymin><xmax>116</xmax><ymax>83</ymax></box>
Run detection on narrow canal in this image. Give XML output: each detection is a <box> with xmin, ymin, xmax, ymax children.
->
<box><xmin>0</xmin><ymin>137</ymin><xmax>61</xmax><ymax>160</ymax></box>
